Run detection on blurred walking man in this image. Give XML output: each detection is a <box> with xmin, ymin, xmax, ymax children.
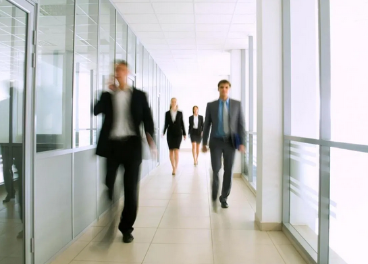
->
<box><xmin>94</xmin><ymin>60</ymin><xmax>155</xmax><ymax>243</ymax></box>
<box><xmin>202</xmin><ymin>80</ymin><xmax>246</xmax><ymax>209</ymax></box>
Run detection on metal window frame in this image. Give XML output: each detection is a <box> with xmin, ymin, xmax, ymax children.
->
<box><xmin>282</xmin><ymin>0</ymin><xmax>368</xmax><ymax>263</ymax></box>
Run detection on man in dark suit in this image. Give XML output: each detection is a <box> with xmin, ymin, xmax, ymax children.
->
<box><xmin>202</xmin><ymin>80</ymin><xmax>246</xmax><ymax>209</ymax></box>
<box><xmin>94</xmin><ymin>60</ymin><xmax>155</xmax><ymax>243</ymax></box>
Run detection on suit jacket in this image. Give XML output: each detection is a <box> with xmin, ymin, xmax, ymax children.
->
<box><xmin>188</xmin><ymin>115</ymin><xmax>204</xmax><ymax>136</ymax></box>
<box><xmin>163</xmin><ymin>111</ymin><xmax>186</xmax><ymax>137</ymax></box>
<box><xmin>94</xmin><ymin>88</ymin><xmax>154</xmax><ymax>158</ymax></box>
<box><xmin>202</xmin><ymin>99</ymin><xmax>246</xmax><ymax>149</ymax></box>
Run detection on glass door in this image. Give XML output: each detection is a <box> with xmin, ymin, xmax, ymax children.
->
<box><xmin>0</xmin><ymin>0</ymin><xmax>35</xmax><ymax>263</ymax></box>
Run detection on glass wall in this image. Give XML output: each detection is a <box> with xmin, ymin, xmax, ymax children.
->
<box><xmin>116</xmin><ymin>15</ymin><xmax>127</xmax><ymax>62</ymax></box>
<box><xmin>36</xmin><ymin>0</ymin><xmax>75</xmax><ymax>152</ymax></box>
<box><xmin>283</xmin><ymin>0</ymin><xmax>368</xmax><ymax>263</ymax></box>
<box><xmin>73</xmin><ymin>0</ymin><xmax>99</xmax><ymax>147</ymax></box>
<box><xmin>127</xmin><ymin>28</ymin><xmax>136</xmax><ymax>76</ymax></box>
<box><xmin>35</xmin><ymin>0</ymin><xmax>172</xmax><ymax>154</ymax></box>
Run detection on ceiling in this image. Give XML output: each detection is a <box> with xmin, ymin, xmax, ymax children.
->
<box><xmin>112</xmin><ymin>0</ymin><xmax>256</xmax><ymax>86</ymax></box>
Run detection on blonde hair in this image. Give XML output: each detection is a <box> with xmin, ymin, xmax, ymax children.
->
<box><xmin>170</xmin><ymin>98</ymin><xmax>177</xmax><ymax>110</ymax></box>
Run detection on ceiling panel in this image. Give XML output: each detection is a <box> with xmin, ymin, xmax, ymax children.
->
<box><xmin>122</xmin><ymin>14</ymin><xmax>158</xmax><ymax>23</ymax></box>
<box><xmin>230</xmin><ymin>24</ymin><xmax>255</xmax><ymax>32</ymax></box>
<box><xmin>196</xmin><ymin>31</ymin><xmax>227</xmax><ymax>39</ymax></box>
<box><xmin>232</xmin><ymin>14</ymin><xmax>255</xmax><ymax>24</ymax></box>
<box><xmin>157</xmin><ymin>14</ymin><xmax>195</xmax><ymax>23</ymax></box>
<box><xmin>153</xmin><ymin>3</ymin><xmax>194</xmax><ymax>14</ymax></box>
<box><xmin>130</xmin><ymin>23</ymin><xmax>162</xmax><ymax>32</ymax></box>
<box><xmin>115</xmin><ymin>3</ymin><xmax>154</xmax><ymax>14</ymax></box>
<box><xmin>196</xmin><ymin>24</ymin><xmax>229</xmax><ymax>32</ymax></box>
<box><xmin>161</xmin><ymin>24</ymin><xmax>195</xmax><ymax>31</ymax></box>
<box><xmin>166</xmin><ymin>38</ymin><xmax>196</xmax><ymax>45</ymax></box>
<box><xmin>195</xmin><ymin>3</ymin><xmax>236</xmax><ymax>14</ymax></box>
<box><xmin>164</xmin><ymin>31</ymin><xmax>196</xmax><ymax>39</ymax></box>
<box><xmin>195</xmin><ymin>14</ymin><xmax>232</xmax><ymax>24</ymax></box>
<box><xmin>145</xmin><ymin>44</ymin><xmax>170</xmax><ymax>50</ymax></box>
<box><xmin>169</xmin><ymin>44</ymin><xmax>197</xmax><ymax>50</ymax></box>
<box><xmin>235</xmin><ymin>3</ymin><xmax>256</xmax><ymax>14</ymax></box>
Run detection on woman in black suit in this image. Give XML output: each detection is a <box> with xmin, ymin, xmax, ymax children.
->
<box><xmin>188</xmin><ymin>106</ymin><xmax>204</xmax><ymax>165</ymax></box>
<box><xmin>163</xmin><ymin>98</ymin><xmax>186</xmax><ymax>175</ymax></box>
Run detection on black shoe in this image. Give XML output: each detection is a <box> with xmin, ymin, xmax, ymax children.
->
<box><xmin>3</xmin><ymin>193</ymin><xmax>15</xmax><ymax>203</ymax></box>
<box><xmin>122</xmin><ymin>233</ymin><xmax>134</xmax><ymax>243</ymax></box>
<box><xmin>219</xmin><ymin>196</ymin><xmax>229</xmax><ymax>208</ymax></box>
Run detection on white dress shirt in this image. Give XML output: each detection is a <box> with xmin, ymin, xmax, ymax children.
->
<box><xmin>193</xmin><ymin>116</ymin><xmax>199</xmax><ymax>129</ymax></box>
<box><xmin>170</xmin><ymin>110</ymin><xmax>177</xmax><ymax>122</ymax></box>
<box><xmin>110</xmin><ymin>86</ymin><xmax>136</xmax><ymax>138</ymax></box>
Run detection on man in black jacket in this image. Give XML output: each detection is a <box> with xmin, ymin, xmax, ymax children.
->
<box><xmin>94</xmin><ymin>60</ymin><xmax>155</xmax><ymax>243</ymax></box>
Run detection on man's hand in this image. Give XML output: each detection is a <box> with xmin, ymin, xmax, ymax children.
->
<box><xmin>202</xmin><ymin>145</ymin><xmax>208</xmax><ymax>153</ymax></box>
<box><xmin>146</xmin><ymin>133</ymin><xmax>157</xmax><ymax>159</ymax></box>
<box><xmin>239</xmin><ymin>144</ymin><xmax>246</xmax><ymax>153</ymax></box>
<box><xmin>184</xmin><ymin>135</ymin><xmax>187</xmax><ymax>140</ymax></box>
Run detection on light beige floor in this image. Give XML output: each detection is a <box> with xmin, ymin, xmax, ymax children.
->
<box><xmin>51</xmin><ymin>152</ymin><xmax>306</xmax><ymax>264</ymax></box>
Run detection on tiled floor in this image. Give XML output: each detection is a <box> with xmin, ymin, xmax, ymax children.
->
<box><xmin>51</xmin><ymin>152</ymin><xmax>306</xmax><ymax>264</ymax></box>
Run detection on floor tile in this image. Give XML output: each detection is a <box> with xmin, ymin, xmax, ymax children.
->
<box><xmin>213</xmin><ymin>243</ymin><xmax>285</xmax><ymax>264</ymax></box>
<box><xmin>268</xmin><ymin>231</ymin><xmax>292</xmax><ymax>245</ymax></box>
<box><xmin>77</xmin><ymin>227</ymin><xmax>104</xmax><ymax>242</ymax></box>
<box><xmin>159</xmin><ymin>215</ymin><xmax>211</xmax><ymax>229</ymax></box>
<box><xmin>153</xmin><ymin>229</ymin><xmax>212</xmax><ymax>244</ymax></box>
<box><xmin>212</xmin><ymin>229</ymin><xmax>273</xmax><ymax>245</ymax></box>
<box><xmin>143</xmin><ymin>243</ymin><xmax>213</xmax><ymax>263</ymax></box>
<box><xmin>275</xmin><ymin>244</ymin><xmax>306</xmax><ymax>264</ymax></box>
<box><xmin>74</xmin><ymin>242</ymin><xmax>150</xmax><ymax>262</ymax></box>
<box><xmin>50</xmin><ymin>241</ymin><xmax>89</xmax><ymax>264</ymax></box>
<box><xmin>93</xmin><ymin>227</ymin><xmax>156</xmax><ymax>244</ymax></box>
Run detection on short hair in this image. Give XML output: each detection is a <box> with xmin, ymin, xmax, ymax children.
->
<box><xmin>192</xmin><ymin>106</ymin><xmax>198</xmax><ymax>114</ymax></box>
<box><xmin>116</xmin><ymin>60</ymin><xmax>128</xmax><ymax>67</ymax></box>
<box><xmin>218</xmin><ymin>79</ymin><xmax>231</xmax><ymax>88</ymax></box>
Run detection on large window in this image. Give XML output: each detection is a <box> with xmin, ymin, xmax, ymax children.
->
<box><xmin>283</xmin><ymin>0</ymin><xmax>368</xmax><ymax>263</ymax></box>
<box><xmin>73</xmin><ymin>0</ymin><xmax>98</xmax><ymax>147</ymax></box>
<box><xmin>36</xmin><ymin>0</ymin><xmax>75</xmax><ymax>152</ymax></box>
<box><xmin>330</xmin><ymin>0</ymin><xmax>368</xmax><ymax>145</ymax></box>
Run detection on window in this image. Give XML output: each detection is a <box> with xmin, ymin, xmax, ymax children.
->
<box><xmin>73</xmin><ymin>0</ymin><xmax>99</xmax><ymax>147</ymax></box>
<box><xmin>36</xmin><ymin>0</ymin><xmax>75</xmax><ymax>152</ymax></box>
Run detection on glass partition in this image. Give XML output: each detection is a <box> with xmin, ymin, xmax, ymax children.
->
<box><xmin>127</xmin><ymin>28</ymin><xmax>136</xmax><ymax>75</ymax></box>
<box><xmin>116</xmin><ymin>15</ymin><xmax>127</xmax><ymax>62</ymax></box>
<box><xmin>73</xmin><ymin>0</ymin><xmax>99</xmax><ymax>147</ymax></box>
<box><xmin>136</xmin><ymin>40</ymin><xmax>143</xmax><ymax>89</ymax></box>
<box><xmin>36</xmin><ymin>0</ymin><xmax>75</xmax><ymax>152</ymax></box>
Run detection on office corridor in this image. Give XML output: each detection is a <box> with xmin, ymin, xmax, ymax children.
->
<box><xmin>50</xmin><ymin>152</ymin><xmax>306</xmax><ymax>264</ymax></box>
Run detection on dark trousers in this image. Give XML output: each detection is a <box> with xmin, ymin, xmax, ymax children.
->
<box><xmin>209</xmin><ymin>137</ymin><xmax>236</xmax><ymax>202</ymax></box>
<box><xmin>105</xmin><ymin>136</ymin><xmax>142</xmax><ymax>234</ymax></box>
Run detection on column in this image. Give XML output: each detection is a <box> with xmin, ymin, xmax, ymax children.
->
<box><xmin>255</xmin><ymin>0</ymin><xmax>283</xmax><ymax>230</ymax></box>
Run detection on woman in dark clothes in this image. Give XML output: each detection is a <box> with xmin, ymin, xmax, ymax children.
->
<box><xmin>163</xmin><ymin>98</ymin><xmax>186</xmax><ymax>175</ymax></box>
<box><xmin>188</xmin><ymin>106</ymin><xmax>204</xmax><ymax>165</ymax></box>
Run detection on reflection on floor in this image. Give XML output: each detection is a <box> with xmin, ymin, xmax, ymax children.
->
<box><xmin>50</xmin><ymin>152</ymin><xmax>306</xmax><ymax>264</ymax></box>
<box><xmin>0</xmin><ymin>184</ymin><xmax>23</xmax><ymax>264</ymax></box>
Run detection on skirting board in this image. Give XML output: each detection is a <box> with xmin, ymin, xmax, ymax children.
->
<box><xmin>255</xmin><ymin>214</ymin><xmax>282</xmax><ymax>231</ymax></box>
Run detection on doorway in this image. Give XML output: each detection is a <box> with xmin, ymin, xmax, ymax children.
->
<box><xmin>0</xmin><ymin>0</ymin><xmax>35</xmax><ymax>263</ymax></box>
